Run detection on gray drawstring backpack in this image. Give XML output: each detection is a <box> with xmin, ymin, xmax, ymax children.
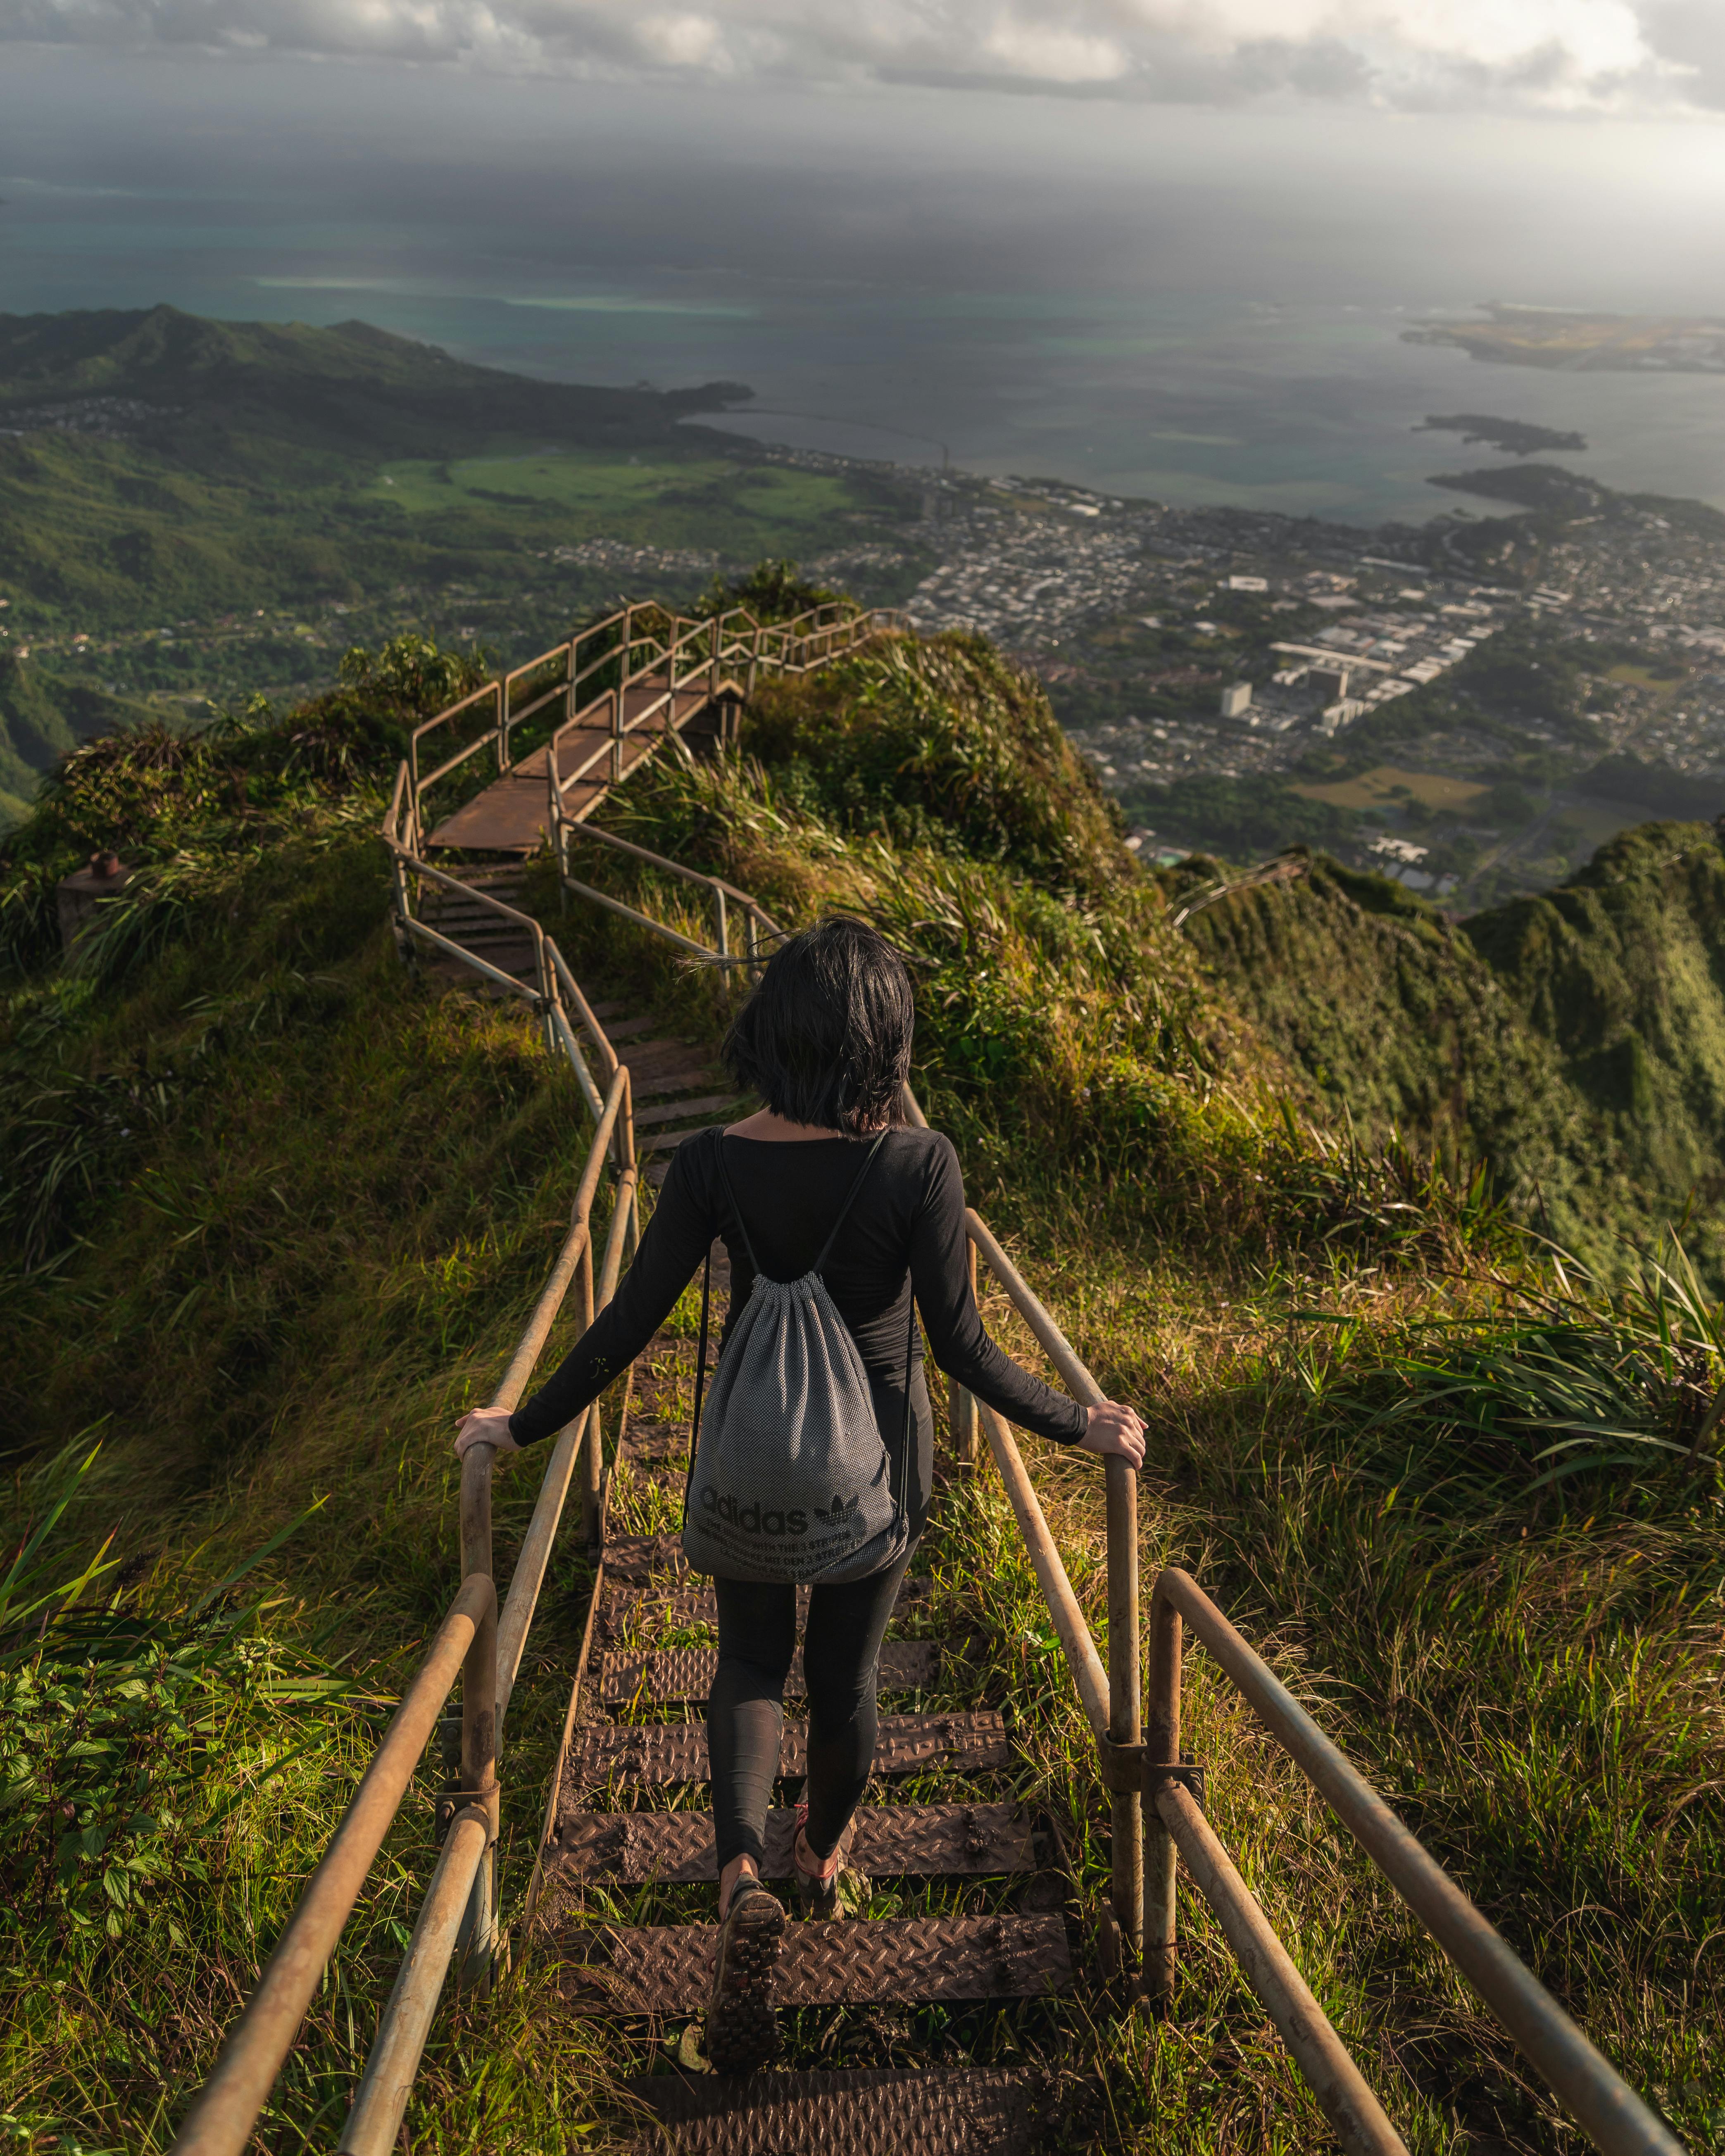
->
<box><xmin>680</xmin><ymin>1131</ymin><xmax>915</xmax><ymax>1586</ymax></box>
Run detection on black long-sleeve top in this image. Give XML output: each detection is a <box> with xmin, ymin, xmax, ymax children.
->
<box><xmin>508</xmin><ymin>1124</ymin><xmax>1088</xmax><ymax>1450</ymax></box>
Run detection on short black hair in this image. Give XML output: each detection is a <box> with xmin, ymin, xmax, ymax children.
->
<box><xmin>723</xmin><ymin>917</ymin><xmax>913</xmax><ymax>1135</ymax></box>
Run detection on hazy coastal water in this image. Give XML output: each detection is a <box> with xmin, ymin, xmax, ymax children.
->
<box><xmin>3</xmin><ymin>52</ymin><xmax>1724</xmax><ymax>525</ymax></box>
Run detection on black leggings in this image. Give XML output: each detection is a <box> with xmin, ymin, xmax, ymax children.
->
<box><xmin>708</xmin><ymin>1543</ymin><xmax>918</xmax><ymax>1872</ymax></box>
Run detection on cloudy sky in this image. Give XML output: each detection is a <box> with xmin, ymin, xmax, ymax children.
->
<box><xmin>3</xmin><ymin>0</ymin><xmax>1724</xmax><ymax>116</ymax></box>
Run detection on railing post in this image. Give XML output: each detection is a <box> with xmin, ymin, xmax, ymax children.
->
<box><xmin>578</xmin><ymin>1237</ymin><xmax>599</xmax><ymax>1544</ymax></box>
<box><xmin>951</xmin><ymin>1237</ymin><xmax>979</xmax><ymax>1467</ymax></box>
<box><xmin>1142</xmin><ymin>1582</ymin><xmax>1181</xmax><ymax>2011</ymax></box>
<box><xmin>1108</xmin><ymin>1452</ymin><xmax>1144</xmax><ymax>1966</ymax></box>
<box><xmin>494</xmin><ymin>680</ymin><xmax>506</xmax><ymax>778</ymax></box>
<box><xmin>714</xmin><ymin>886</ymin><xmax>729</xmax><ymax>962</ymax></box>
<box><xmin>534</xmin><ymin>929</ymin><xmax>557</xmax><ymax>1060</ymax></box>
<box><xmin>456</xmin><ymin>1449</ymin><xmax>499</xmax><ymax>1992</ymax></box>
<box><xmin>748</xmin><ymin>625</ymin><xmax>761</xmax><ymax>699</ymax></box>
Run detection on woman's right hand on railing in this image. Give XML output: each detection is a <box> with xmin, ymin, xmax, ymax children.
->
<box><xmin>455</xmin><ymin>1407</ymin><xmax>521</xmax><ymax>1462</ymax></box>
<box><xmin>1080</xmin><ymin>1402</ymin><xmax>1145</xmax><ymax>1469</ymax></box>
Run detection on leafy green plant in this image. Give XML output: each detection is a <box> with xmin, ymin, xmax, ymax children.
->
<box><xmin>0</xmin><ymin>1450</ymin><xmax>345</xmax><ymax>1959</ymax></box>
<box><xmin>0</xmin><ymin>635</ymin><xmax>483</xmax><ymax>979</ymax></box>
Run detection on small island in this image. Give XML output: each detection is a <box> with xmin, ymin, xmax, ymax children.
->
<box><xmin>1419</xmin><ymin>413</ymin><xmax>1587</xmax><ymax>456</ymax></box>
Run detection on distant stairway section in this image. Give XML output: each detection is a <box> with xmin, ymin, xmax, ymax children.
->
<box><xmin>405</xmin><ymin>598</ymin><xmax>900</xmax><ymax>859</ymax></box>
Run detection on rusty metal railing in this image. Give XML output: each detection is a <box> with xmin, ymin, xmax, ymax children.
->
<box><xmin>403</xmin><ymin>597</ymin><xmax>901</xmax><ymax>851</ymax></box>
<box><xmin>172</xmin><ymin>1005</ymin><xmax>640</xmax><ymax>2155</ymax></box>
<box><xmin>948</xmin><ymin>1214</ymin><xmax>1681</xmax><ymax>2153</ymax></box>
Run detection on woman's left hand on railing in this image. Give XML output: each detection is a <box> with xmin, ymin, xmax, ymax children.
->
<box><xmin>1080</xmin><ymin>1402</ymin><xmax>1146</xmax><ymax>1469</ymax></box>
<box><xmin>455</xmin><ymin>1407</ymin><xmax>521</xmax><ymax>1461</ymax></box>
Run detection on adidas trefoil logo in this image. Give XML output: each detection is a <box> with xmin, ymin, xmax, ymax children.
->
<box><xmin>813</xmin><ymin>1491</ymin><xmax>860</xmax><ymax>1528</ymax></box>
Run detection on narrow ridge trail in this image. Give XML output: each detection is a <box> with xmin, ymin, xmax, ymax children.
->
<box><xmin>401</xmin><ymin>609</ymin><xmax>1094</xmax><ymax>2148</ymax></box>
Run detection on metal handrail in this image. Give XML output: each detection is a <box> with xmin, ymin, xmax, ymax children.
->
<box><xmin>170</xmin><ymin>1575</ymin><xmax>498</xmax><ymax>2156</ymax></box>
<box><xmin>174</xmin><ymin>860</ymin><xmax>641</xmax><ymax>2152</ymax></box>
<box><xmin>948</xmin><ymin>1203</ymin><xmax>1679</xmax><ymax>2151</ymax></box>
<box><xmin>1143</xmin><ymin>1567</ymin><xmax>1685</xmax><ymax>2156</ymax></box>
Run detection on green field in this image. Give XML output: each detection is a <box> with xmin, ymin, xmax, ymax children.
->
<box><xmin>370</xmin><ymin>447</ymin><xmax>857</xmax><ymax>547</ymax></box>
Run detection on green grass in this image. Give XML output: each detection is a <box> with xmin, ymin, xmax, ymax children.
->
<box><xmin>3</xmin><ymin>635</ymin><xmax>1722</xmax><ymax>2151</ymax></box>
<box><xmin>371</xmin><ymin>450</ymin><xmax>857</xmax><ymax>549</ymax></box>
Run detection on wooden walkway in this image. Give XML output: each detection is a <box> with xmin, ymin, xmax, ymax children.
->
<box><xmin>426</xmin><ymin>680</ymin><xmax>722</xmax><ymax>854</ymax></box>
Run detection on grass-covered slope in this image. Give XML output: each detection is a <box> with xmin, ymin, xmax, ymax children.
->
<box><xmin>0</xmin><ymin>655</ymin><xmax>155</xmax><ymax>828</ymax></box>
<box><xmin>2</xmin><ymin>626</ymin><xmax>1721</xmax><ymax>2153</ymax></box>
<box><xmin>1176</xmin><ymin>826</ymin><xmax>1725</xmax><ymax>1280</ymax></box>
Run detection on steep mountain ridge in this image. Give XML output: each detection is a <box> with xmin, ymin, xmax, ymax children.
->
<box><xmin>3</xmin><ymin>627</ymin><xmax>1722</xmax><ymax>2151</ymax></box>
<box><xmin>1177</xmin><ymin>820</ymin><xmax>1725</xmax><ymax>1275</ymax></box>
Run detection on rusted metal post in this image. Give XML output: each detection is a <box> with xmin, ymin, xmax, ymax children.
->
<box><xmin>456</xmin><ymin>1448</ymin><xmax>499</xmax><ymax>1992</ymax></box>
<box><xmin>1156</xmin><ymin>1781</ymin><xmax>1411</xmax><ymax>2156</ymax></box>
<box><xmin>577</xmin><ymin>1235</ymin><xmax>598</xmax><ymax>1544</ymax></box>
<box><xmin>950</xmin><ymin>1238</ymin><xmax>980</xmax><ymax>1467</ymax></box>
<box><xmin>1141</xmin><ymin>1584</ymin><xmax>1181</xmax><ymax>2009</ymax></box>
<box><xmin>169</xmin><ymin>1577</ymin><xmax>494</xmax><ymax>2156</ymax></box>
<box><xmin>1108</xmin><ymin>1452</ymin><xmax>1144</xmax><ymax>1963</ymax></box>
<box><xmin>583</xmin><ymin>1404</ymin><xmax>604</xmax><ymax>1552</ymax></box>
<box><xmin>618</xmin><ymin>1066</ymin><xmax>635</xmax><ymax>1181</ymax></box>
<box><xmin>338</xmin><ymin>1806</ymin><xmax>491</xmax><ymax>2156</ymax></box>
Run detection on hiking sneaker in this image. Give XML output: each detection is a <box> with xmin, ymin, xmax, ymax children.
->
<box><xmin>702</xmin><ymin>1877</ymin><xmax>785</xmax><ymax>2074</ymax></box>
<box><xmin>792</xmin><ymin>1807</ymin><xmax>861</xmax><ymax>1919</ymax></box>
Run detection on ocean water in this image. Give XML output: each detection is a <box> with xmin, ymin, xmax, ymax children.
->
<box><xmin>3</xmin><ymin>55</ymin><xmax>1723</xmax><ymax>526</ymax></box>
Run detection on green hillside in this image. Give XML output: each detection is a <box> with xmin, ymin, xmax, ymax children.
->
<box><xmin>2</xmin><ymin>627</ymin><xmax>1721</xmax><ymax>2151</ymax></box>
<box><xmin>0</xmin><ymin>657</ymin><xmax>155</xmax><ymax>829</ymax></box>
<box><xmin>0</xmin><ymin>304</ymin><xmax>921</xmax><ymax>623</ymax></box>
<box><xmin>1175</xmin><ymin>822</ymin><xmax>1725</xmax><ymax>1278</ymax></box>
<box><xmin>0</xmin><ymin>307</ymin><xmax>928</xmax><ymax>819</ymax></box>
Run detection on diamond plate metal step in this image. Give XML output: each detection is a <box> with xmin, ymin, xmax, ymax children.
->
<box><xmin>543</xmin><ymin>1802</ymin><xmax>1035</xmax><ymax>1887</ymax></box>
<box><xmin>597</xmin><ymin>1568</ymin><xmax>932</xmax><ymax>1645</ymax></box>
<box><xmin>552</xmin><ymin>1912</ymin><xmax>1071</xmax><ymax>2013</ymax></box>
<box><xmin>621</xmin><ymin>2067</ymin><xmax>1047</xmax><ymax>2155</ymax></box>
<box><xmin>598</xmin><ymin>1639</ymin><xmax>940</xmax><ymax>1705</ymax></box>
<box><xmin>565</xmin><ymin>1711</ymin><xmax>1009</xmax><ymax>1794</ymax></box>
<box><xmin>603</xmin><ymin>1533</ymin><xmax>690</xmax><ymax>1583</ymax></box>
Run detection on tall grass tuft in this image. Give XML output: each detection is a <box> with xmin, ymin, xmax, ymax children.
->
<box><xmin>1296</xmin><ymin>1230</ymin><xmax>1725</xmax><ymax>1507</ymax></box>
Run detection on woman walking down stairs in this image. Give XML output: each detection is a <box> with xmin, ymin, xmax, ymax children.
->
<box><xmin>455</xmin><ymin>921</ymin><xmax>1147</xmax><ymax>2152</ymax></box>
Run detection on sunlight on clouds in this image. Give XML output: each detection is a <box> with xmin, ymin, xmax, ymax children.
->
<box><xmin>635</xmin><ymin>11</ymin><xmax>728</xmax><ymax>69</ymax></box>
<box><xmin>0</xmin><ymin>0</ymin><xmax>1711</xmax><ymax>114</ymax></box>
<box><xmin>980</xmin><ymin>18</ymin><xmax>1127</xmax><ymax>84</ymax></box>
